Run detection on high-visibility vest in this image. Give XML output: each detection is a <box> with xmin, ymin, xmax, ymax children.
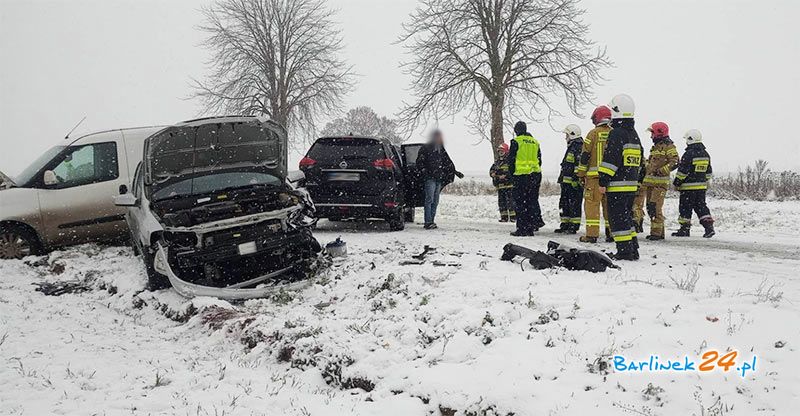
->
<box><xmin>513</xmin><ymin>134</ymin><xmax>541</xmax><ymax>175</ymax></box>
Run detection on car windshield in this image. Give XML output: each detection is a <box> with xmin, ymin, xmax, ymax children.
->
<box><xmin>151</xmin><ymin>171</ymin><xmax>282</xmax><ymax>201</ymax></box>
<box><xmin>307</xmin><ymin>137</ymin><xmax>385</xmax><ymax>161</ymax></box>
<box><xmin>14</xmin><ymin>145</ymin><xmax>67</xmax><ymax>186</ymax></box>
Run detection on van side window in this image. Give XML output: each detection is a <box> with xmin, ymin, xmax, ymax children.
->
<box><xmin>50</xmin><ymin>142</ymin><xmax>118</xmax><ymax>188</ymax></box>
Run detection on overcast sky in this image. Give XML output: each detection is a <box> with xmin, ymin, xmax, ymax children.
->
<box><xmin>1</xmin><ymin>0</ymin><xmax>799</xmax><ymax>177</ymax></box>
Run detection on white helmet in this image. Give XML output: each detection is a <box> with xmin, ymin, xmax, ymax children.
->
<box><xmin>562</xmin><ymin>124</ymin><xmax>582</xmax><ymax>140</ymax></box>
<box><xmin>609</xmin><ymin>94</ymin><xmax>635</xmax><ymax>119</ymax></box>
<box><xmin>684</xmin><ymin>129</ymin><xmax>703</xmax><ymax>145</ymax></box>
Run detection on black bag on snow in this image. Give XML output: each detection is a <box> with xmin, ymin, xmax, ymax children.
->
<box><xmin>546</xmin><ymin>241</ymin><xmax>618</xmax><ymax>272</ymax></box>
<box><xmin>501</xmin><ymin>243</ymin><xmax>560</xmax><ymax>270</ymax></box>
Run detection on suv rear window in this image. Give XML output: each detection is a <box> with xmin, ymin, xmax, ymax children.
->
<box><xmin>307</xmin><ymin>137</ymin><xmax>385</xmax><ymax>161</ymax></box>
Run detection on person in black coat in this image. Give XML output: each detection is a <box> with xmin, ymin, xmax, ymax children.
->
<box><xmin>415</xmin><ymin>130</ymin><xmax>463</xmax><ymax>229</ymax></box>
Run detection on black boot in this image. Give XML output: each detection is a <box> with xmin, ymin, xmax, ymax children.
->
<box><xmin>609</xmin><ymin>245</ymin><xmax>639</xmax><ymax>261</ymax></box>
<box><xmin>499</xmin><ymin>214</ymin><xmax>509</xmax><ymax>223</ymax></box>
<box><xmin>579</xmin><ymin>235</ymin><xmax>597</xmax><ymax>243</ymax></box>
<box><xmin>646</xmin><ymin>234</ymin><xmax>664</xmax><ymax>241</ymax></box>
<box><xmin>510</xmin><ymin>230</ymin><xmax>534</xmax><ymax>237</ymax></box>
<box><xmin>554</xmin><ymin>223</ymin><xmax>568</xmax><ymax>233</ymax></box>
<box><xmin>701</xmin><ymin>219</ymin><xmax>715</xmax><ymax>238</ymax></box>
<box><xmin>634</xmin><ymin>218</ymin><xmax>644</xmax><ymax>234</ymax></box>
<box><xmin>604</xmin><ymin>228</ymin><xmax>614</xmax><ymax>243</ymax></box>
<box><xmin>564</xmin><ymin>224</ymin><xmax>579</xmax><ymax>234</ymax></box>
<box><xmin>671</xmin><ymin>225</ymin><xmax>690</xmax><ymax>237</ymax></box>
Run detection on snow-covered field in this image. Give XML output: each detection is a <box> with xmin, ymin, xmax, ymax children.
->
<box><xmin>1</xmin><ymin>195</ymin><xmax>798</xmax><ymax>415</ymax></box>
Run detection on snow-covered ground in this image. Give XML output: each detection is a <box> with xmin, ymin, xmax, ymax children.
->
<box><xmin>1</xmin><ymin>195</ymin><xmax>798</xmax><ymax>415</ymax></box>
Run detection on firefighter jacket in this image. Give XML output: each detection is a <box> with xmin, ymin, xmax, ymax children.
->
<box><xmin>490</xmin><ymin>158</ymin><xmax>513</xmax><ymax>189</ymax></box>
<box><xmin>558</xmin><ymin>138</ymin><xmax>583</xmax><ymax>187</ymax></box>
<box><xmin>598</xmin><ymin>118</ymin><xmax>644</xmax><ymax>192</ymax></box>
<box><xmin>674</xmin><ymin>143</ymin><xmax>713</xmax><ymax>191</ymax></box>
<box><xmin>576</xmin><ymin>124</ymin><xmax>612</xmax><ymax>178</ymax></box>
<box><xmin>508</xmin><ymin>133</ymin><xmax>542</xmax><ymax>175</ymax></box>
<box><xmin>641</xmin><ymin>137</ymin><xmax>679</xmax><ymax>188</ymax></box>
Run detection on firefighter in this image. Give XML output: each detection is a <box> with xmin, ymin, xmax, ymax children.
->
<box><xmin>508</xmin><ymin>121</ymin><xmax>542</xmax><ymax>237</ymax></box>
<box><xmin>490</xmin><ymin>142</ymin><xmax>515</xmax><ymax>222</ymax></box>
<box><xmin>555</xmin><ymin>124</ymin><xmax>583</xmax><ymax>233</ymax></box>
<box><xmin>672</xmin><ymin>129</ymin><xmax>715</xmax><ymax>238</ymax></box>
<box><xmin>598</xmin><ymin>94</ymin><xmax>643</xmax><ymax>260</ymax></box>
<box><xmin>576</xmin><ymin>106</ymin><xmax>613</xmax><ymax>243</ymax></box>
<box><xmin>632</xmin><ymin>122</ymin><xmax>679</xmax><ymax>240</ymax></box>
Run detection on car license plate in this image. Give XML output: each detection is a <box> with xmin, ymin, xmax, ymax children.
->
<box><xmin>327</xmin><ymin>172</ymin><xmax>360</xmax><ymax>181</ymax></box>
<box><xmin>238</xmin><ymin>241</ymin><xmax>257</xmax><ymax>255</ymax></box>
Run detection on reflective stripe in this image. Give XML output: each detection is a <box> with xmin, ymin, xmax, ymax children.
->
<box><xmin>565</xmin><ymin>153</ymin><xmax>575</xmax><ymax>163</ymax></box>
<box><xmin>607</xmin><ymin>180</ymin><xmax>639</xmax><ymax>192</ymax></box>
<box><xmin>569</xmin><ymin>218</ymin><xmax>582</xmax><ymax>224</ymax></box>
<box><xmin>622</xmin><ymin>143</ymin><xmax>641</xmax><ymax>150</ymax></box>
<box><xmin>678</xmin><ymin>217</ymin><xmax>691</xmax><ymax>225</ymax></box>
<box><xmin>576</xmin><ymin>164</ymin><xmax>588</xmax><ymax>172</ymax></box>
<box><xmin>598</xmin><ymin>162</ymin><xmax>617</xmax><ymax>176</ymax></box>
<box><xmin>585</xmin><ymin>219</ymin><xmax>601</xmax><ymax>225</ymax></box>
<box><xmin>643</xmin><ymin>175</ymin><xmax>671</xmax><ymax>184</ymax></box>
<box><xmin>675</xmin><ymin>171</ymin><xmax>688</xmax><ymax>179</ymax></box>
<box><xmin>562</xmin><ymin>177</ymin><xmax>577</xmax><ymax>184</ymax></box>
<box><xmin>679</xmin><ymin>182</ymin><xmax>708</xmax><ymax>191</ymax></box>
<box><xmin>692</xmin><ymin>157</ymin><xmax>710</xmax><ymax>162</ymax></box>
<box><xmin>699</xmin><ymin>215</ymin><xmax>713</xmax><ymax>221</ymax></box>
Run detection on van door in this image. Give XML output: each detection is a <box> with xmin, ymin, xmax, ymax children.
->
<box><xmin>37</xmin><ymin>139</ymin><xmax>129</xmax><ymax>247</ymax></box>
<box><xmin>401</xmin><ymin>144</ymin><xmax>425</xmax><ymax>207</ymax></box>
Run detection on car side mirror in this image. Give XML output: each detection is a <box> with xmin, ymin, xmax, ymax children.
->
<box><xmin>113</xmin><ymin>193</ymin><xmax>138</xmax><ymax>207</ymax></box>
<box><xmin>43</xmin><ymin>170</ymin><xmax>58</xmax><ymax>186</ymax></box>
<box><xmin>119</xmin><ymin>184</ymin><xmax>128</xmax><ymax>195</ymax></box>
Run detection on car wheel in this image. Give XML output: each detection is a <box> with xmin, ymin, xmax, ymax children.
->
<box><xmin>0</xmin><ymin>226</ymin><xmax>41</xmax><ymax>260</ymax></box>
<box><xmin>387</xmin><ymin>212</ymin><xmax>405</xmax><ymax>231</ymax></box>
<box><xmin>403</xmin><ymin>207</ymin><xmax>415</xmax><ymax>223</ymax></box>
<box><xmin>142</xmin><ymin>249</ymin><xmax>170</xmax><ymax>291</ymax></box>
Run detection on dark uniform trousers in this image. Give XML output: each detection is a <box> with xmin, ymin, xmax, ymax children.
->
<box><xmin>607</xmin><ymin>192</ymin><xmax>638</xmax><ymax>252</ymax></box>
<box><xmin>498</xmin><ymin>187</ymin><xmax>515</xmax><ymax>219</ymax></box>
<box><xmin>512</xmin><ymin>173</ymin><xmax>541</xmax><ymax>233</ymax></box>
<box><xmin>678</xmin><ymin>190</ymin><xmax>712</xmax><ymax>226</ymax></box>
<box><xmin>559</xmin><ymin>183</ymin><xmax>583</xmax><ymax>227</ymax></box>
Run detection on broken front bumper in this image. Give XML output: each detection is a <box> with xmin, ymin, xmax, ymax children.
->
<box><xmin>154</xmin><ymin>244</ymin><xmax>312</xmax><ymax>300</ymax></box>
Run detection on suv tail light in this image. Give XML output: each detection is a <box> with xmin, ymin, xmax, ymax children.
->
<box><xmin>372</xmin><ymin>158</ymin><xmax>395</xmax><ymax>169</ymax></box>
<box><xmin>299</xmin><ymin>157</ymin><xmax>316</xmax><ymax>169</ymax></box>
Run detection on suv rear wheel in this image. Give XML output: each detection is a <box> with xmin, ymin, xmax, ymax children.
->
<box><xmin>403</xmin><ymin>207</ymin><xmax>415</xmax><ymax>223</ymax></box>
<box><xmin>387</xmin><ymin>211</ymin><xmax>405</xmax><ymax>231</ymax></box>
<box><xmin>0</xmin><ymin>225</ymin><xmax>41</xmax><ymax>260</ymax></box>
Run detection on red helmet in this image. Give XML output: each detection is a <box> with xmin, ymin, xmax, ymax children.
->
<box><xmin>591</xmin><ymin>106</ymin><xmax>612</xmax><ymax>126</ymax></box>
<box><xmin>647</xmin><ymin>122</ymin><xmax>669</xmax><ymax>138</ymax></box>
<box><xmin>497</xmin><ymin>142</ymin><xmax>509</xmax><ymax>154</ymax></box>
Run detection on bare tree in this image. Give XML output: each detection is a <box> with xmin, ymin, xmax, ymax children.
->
<box><xmin>192</xmin><ymin>0</ymin><xmax>354</xmax><ymax>148</ymax></box>
<box><xmin>320</xmin><ymin>106</ymin><xmax>404</xmax><ymax>145</ymax></box>
<box><xmin>398</xmin><ymin>0</ymin><xmax>611</xmax><ymax>158</ymax></box>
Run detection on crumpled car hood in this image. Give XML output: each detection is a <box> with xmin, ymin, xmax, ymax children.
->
<box><xmin>144</xmin><ymin>117</ymin><xmax>287</xmax><ymax>185</ymax></box>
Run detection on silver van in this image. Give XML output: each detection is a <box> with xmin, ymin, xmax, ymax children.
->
<box><xmin>0</xmin><ymin>126</ymin><xmax>163</xmax><ymax>259</ymax></box>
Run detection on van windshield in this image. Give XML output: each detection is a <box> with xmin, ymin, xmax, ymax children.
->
<box><xmin>14</xmin><ymin>145</ymin><xmax>67</xmax><ymax>186</ymax></box>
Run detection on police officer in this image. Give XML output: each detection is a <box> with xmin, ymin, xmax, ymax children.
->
<box><xmin>672</xmin><ymin>129</ymin><xmax>715</xmax><ymax>238</ymax></box>
<box><xmin>598</xmin><ymin>94</ymin><xmax>644</xmax><ymax>260</ymax></box>
<box><xmin>507</xmin><ymin>121</ymin><xmax>542</xmax><ymax>236</ymax></box>
<box><xmin>633</xmin><ymin>122</ymin><xmax>679</xmax><ymax>240</ymax></box>
<box><xmin>555</xmin><ymin>124</ymin><xmax>583</xmax><ymax>234</ymax></box>
<box><xmin>576</xmin><ymin>106</ymin><xmax>613</xmax><ymax>243</ymax></box>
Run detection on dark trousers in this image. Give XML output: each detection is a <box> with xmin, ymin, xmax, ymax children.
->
<box><xmin>678</xmin><ymin>190</ymin><xmax>712</xmax><ymax>226</ymax></box>
<box><xmin>559</xmin><ymin>183</ymin><xmax>583</xmax><ymax>228</ymax></box>
<box><xmin>498</xmin><ymin>187</ymin><xmax>515</xmax><ymax>218</ymax></box>
<box><xmin>512</xmin><ymin>173</ymin><xmax>542</xmax><ymax>234</ymax></box>
<box><xmin>606</xmin><ymin>192</ymin><xmax>637</xmax><ymax>253</ymax></box>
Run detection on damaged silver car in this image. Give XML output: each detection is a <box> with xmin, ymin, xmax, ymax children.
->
<box><xmin>116</xmin><ymin>116</ymin><xmax>321</xmax><ymax>300</ymax></box>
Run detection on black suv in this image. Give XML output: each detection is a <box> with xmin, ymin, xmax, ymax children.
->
<box><xmin>299</xmin><ymin>136</ymin><xmax>424</xmax><ymax>231</ymax></box>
